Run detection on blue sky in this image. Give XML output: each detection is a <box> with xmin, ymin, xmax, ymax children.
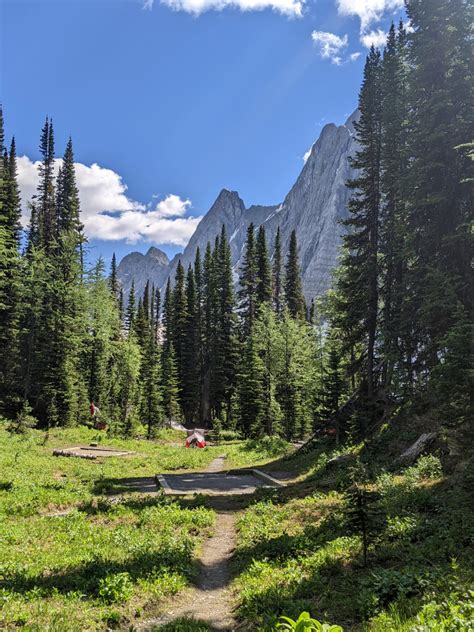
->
<box><xmin>1</xmin><ymin>0</ymin><xmax>406</xmax><ymax>266</ymax></box>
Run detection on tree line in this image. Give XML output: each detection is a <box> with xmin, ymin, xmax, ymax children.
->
<box><xmin>325</xmin><ymin>0</ymin><xmax>472</xmax><ymax>442</ymax></box>
<box><xmin>0</xmin><ymin>0</ymin><xmax>472</xmax><ymax>443</ymax></box>
<box><xmin>0</xmin><ymin>112</ymin><xmax>316</xmax><ymax>438</ymax></box>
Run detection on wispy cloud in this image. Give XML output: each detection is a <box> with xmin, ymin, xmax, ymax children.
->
<box><xmin>311</xmin><ymin>31</ymin><xmax>348</xmax><ymax>64</ymax></box>
<box><xmin>142</xmin><ymin>0</ymin><xmax>154</xmax><ymax>9</ymax></box>
<box><xmin>160</xmin><ymin>0</ymin><xmax>303</xmax><ymax>17</ymax></box>
<box><xmin>336</xmin><ymin>0</ymin><xmax>404</xmax><ymax>33</ymax></box>
<box><xmin>16</xmin><ymin>156</ymin><xmax>202</xmax><ymax>246</ymax></box>
<box><xmin>360</xmin><ymin>28</ymin><xmax>387</xmax><ymax>48</ymax></box>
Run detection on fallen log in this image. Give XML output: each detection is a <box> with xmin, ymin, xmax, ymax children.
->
<box><xmin>396</xmin><ymin>432</ymin><xmax>437</xmax><ymax>466</ymax></box>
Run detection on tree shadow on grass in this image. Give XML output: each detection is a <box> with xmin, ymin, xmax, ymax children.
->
<box><xmin>233</xmin><ymin>476</ymin><xmax>474</xmax><ymax>630</ymax></box>
<box><xmin>1</xmin><ymin>547</ymin><xmax>193</xmax><ymax>598</ymax></box>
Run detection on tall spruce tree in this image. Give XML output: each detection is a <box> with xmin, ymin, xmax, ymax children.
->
<box><xmin>213</xmin><ymin>225</ymin><xmax>238</xmax><ymax>421</ymax></box>
<box><xmin>109</xmin><ymin>253</ymin><xmax>119</xmax><ymax>299</ymax></box>
<box><xmin>255</xmin><ymin>224</ymin><xmax>272</xmax><ymax>307</ymax></box>
<box><xmin>404</xmin><ymin>0</ymin><xmax>473</xmax><ymax>418</ymax></box>
<box><xmin>126</xmin><ymin>281</ymin><xmax>136</xmax><ymax>332</ymax></box>
<box><xmin>36</xmin><ymin>117</ymin><xmax>57</xmax><ymax>250</ymax></box>
<box><xmin>379</xmin><ymin>23</ymin><xmax>409</xmax><ymax>392</ymax></box>
<box><xmin>0</xmin><ymin>118</ymin><xmax>23</xmax><ymax>416</ymax></box>
<box><xmin>239</xmin><ymin>223</ymin><xmax>257</xmax><ymax>335</ymax></box>
<box><xmin>272</xmin><ymin>226</ymin><xmax>283</xmax><ymax>317</ymax></box>
<box><xmin>284</xmin><ymin>230</ymin><xmax>305</xmax><ymax>320</ymax></box>
<box><xmin>172</xmin><ymin>260</ymin><xmax>187</xmax><ymax>410</ymax></box>
<box><xmin>182</xmin><ymin>266</ymin><xmax>199</xmax><ymax>423</ymax></box>
<box><xmin>338</xmin><ymin>47</ymin><xmax>383</xmax><ymax>407</ymax></box>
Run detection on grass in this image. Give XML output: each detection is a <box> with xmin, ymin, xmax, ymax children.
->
<box><xmin>1</xmin><ymin>421</ymin><xmax>472</xmax><ymax>631</ymax></box>
<box><xmin>232</xmin><ymin>448</ymin><xmax>474</xmax><ymax>631</ymax></box>
<box><xmin>0</xmin><ymin>425</ymin><xmax>224</xmax><ymax>630</ymax></box>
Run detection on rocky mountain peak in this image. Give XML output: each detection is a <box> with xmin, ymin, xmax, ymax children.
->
<box><xmin>145</xmin><ymin>246</ymin><xmax>170</xmax><ymax>266</ymax></box>
<box><xmin>118</xmin><ymin>109</ymin><xmax>359</xmax><ymax>303</ymax></box>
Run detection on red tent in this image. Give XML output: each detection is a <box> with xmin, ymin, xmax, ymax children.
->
<box><xmin>185</xmin><ymin>431</ymin><xmax>206</xmax><ymax>448</ymax></box>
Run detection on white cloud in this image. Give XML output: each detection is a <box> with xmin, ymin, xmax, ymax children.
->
<box><xmin>311</xmin><ymin>31</ymin><xmax>348</xmax><ymax>64</ymax></box>
<box><xmin>360</xmin><ymin>28</ymin><xmax>387</xmax><ymax>48</ymax></box>
<box><xmin>350</xmin><ymin>51</ymin><xmax>361</xmax><ymax>61</ymax></box>
<box><xmin>16</xmin><ymin>156</ymin><xmax>201</xmax><ymax>246</ymax></box>
<box><xmin>336</xmin><ymin>0</ymin><xmax>404</xmax><ymax>33</ymax></box>
<box><xmin>155</xmin><ymin>193</ymin><xmax>192</xmax><ymax>217</ymax></box>
<box><xmin>160</xmin><ymin>0</ymin><xmax>303</xmax><ymax>17</ymax></box>
<box><xmin>86</xmin><ymin>212</ymin><xmax>202</xmax><ymax>245</ymax></box>
<box><xmin>142</xmin><ymin>0</ymin><xmax>154</xmax><ymax>8</ymax></box>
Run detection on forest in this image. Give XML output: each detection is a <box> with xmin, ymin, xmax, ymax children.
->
<box><xmin>0</xmin><ymin>5</ymin><xmax>472</xmax><ymax>443</ymax></box>
<box><xmin>0</xmin><ymin>0</ymin><xmax>472</xmax><ymax>630</ymax></box>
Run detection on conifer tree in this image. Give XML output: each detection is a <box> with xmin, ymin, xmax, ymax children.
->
<box><xmin>403</xmin><ymin>0</ymin><xmax>473</xmax><ymax>408</ymax></box>
<box><xmin>201</xmin><ymin>242</ymin><xmax>216</xmax><ymax>422</ymax></box>
<box><xmin>255</xmin><ymin>224</ymin><xmax>272</xmax><ymax>307</ymax></box>
<box><xmin>284</xmin><ymin>230</ymin><xmax>305</xmax><ymax>320</ymax></box>
<box><xmin>0</xmin><ymin>118</ymin><xmax>23</xmax><ymax>416</ymax></box>
<box><xmin>272</xmin><ymin>226</ymin><xmax>283</xmax><ymax>317</ymax></box>
<box><xmin>172</xmin><ymin>260</ymin><xmax>187</xmax><ymax>409</ymax></box>
<box><xmin>126</xmin><ymin>281</ymin><xmax>136</xmax><ymax>332</ymax></box>
<box><xmin>162</xmin><ymin>279</ymin><xmax>173</xmax><ymax>351</ymax></box>
<box><xmin>338</xmin><ymin>47</ymin><xmax>383</xmax><ymax>405</ymax></box>
<box><xmin>109</xmin><ymin>253</ymin><xmax>119</xmax><ymax>298</ymax></box>
<box><xmin>56</xmin><ymin>138</ymin><xmax>84</xmax><ymax>255</ymax></box>
<box><xmin>153</xmin><ymin>286</ymin><xmax>161</xmax><ymax>338</ymax></box>
<box><xmin>36</xmin><ymin>117</ymin><xmax>57</xmax><ymax>250</ymax></box>
<box><xmin>379</xmin><ymin>23</ymin><xmax>409</xmax><ymax>391</ymax></box>
<box><xmin>182</xmin><ymin>266</ymin><xmax>199</xmax><ymax>423</ymax></box>
<box><xmin>239</xmin><ymin>223</ymin><xmax>257</xmax><ymax>335</ymax></box>
<box><xmin>162</xmin><ymin>342</ymin><xmax>181</xmax><ymax>422</ymax></box>
<box><xmin>237</xmin><ymin>330</ymin><xmax>263</xmax><ymax>436</ymax></box>
<box><xmin>118</xmin><ymin>287</ymin><xmax>124</xmax><ymax>325</ymax></box>
<box><xmin>213</xmin><ymin>225</ymin><xmax>238</xmax><ymax>421</ymax></box>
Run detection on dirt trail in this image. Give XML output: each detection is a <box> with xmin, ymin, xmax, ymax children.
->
<box><xmin>137</xmin><ymin>456</ymin><xmax>238</xmax><ymax>631</ymax></box>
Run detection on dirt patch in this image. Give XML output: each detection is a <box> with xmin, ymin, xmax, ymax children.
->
<box><xmin>53</xmin><ymin>446</ymin><xmax>134</xmax><ymax>459</ymax></box>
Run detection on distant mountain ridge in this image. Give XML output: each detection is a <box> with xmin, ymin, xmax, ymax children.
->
<box><xmin>118</xmin><ymin>110</ymin><xmax>359</xmax><ymax>302</ymax></box>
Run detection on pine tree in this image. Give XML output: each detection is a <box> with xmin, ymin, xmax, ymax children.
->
<box><xmin>284</xmin><ymin>230</ymin><xmax>305</xmax><ymax>320</ymax></box>
<box><xmin>193</xmin><ymin>247</ymin><xmax>205</xmax><ymax>417</ymax></box>
<box><xmin>379</xmin><ymin>23</ymin><xmax>409</xmax><ymax>392</ymax></box>
<box><xmin>237</xmin><ymin>330</ymin><xmax>263</xmax><ymax>436</ymax></box>
<box><xmin>142</xmin><ymin>280</ymin><xmax>150</xmax><ymax>325</ymax></box>
<box><xmin>182</xmin><ymin>266</ymin><xmax>199</xmax><ymax>423</ymax></box>
<box><xmin>118</xmin><ymin>287</ymin><xmax>124</xmax><ymax>326</ymax></box>
<box><xmin>338</xmin><ymin>48</ymin><xmax>383</xmax><ymax>406</ymax></box>
<box><xmin>213</xmin><ymin>225</ymin><xmax>238</xmax><ymax>421</ymax></box>
<box><xmin>239</xmin><ymin>223</ymin><xmax>257</xmax><ymax>335</ymax></box>
<box><xmin>3</xmin><ymin>137</ymin><xmax>22</xmax><ymax>247</ymax></box>
<box><xmin>56</xmin><ymin>137</ymin><xmax>84</xmax><ymax>256</ymax></box>
<box><xmin>0</xmin><ymin>119</ymin><xmax>23</xmax><ymax>416</ymax></box>
<box><xmin>162</xmin><ymin>279</ymin><xmax>173</xmax><ymax>351</ymax></box>
<box><xmin>201</xmin><ymin>242</ymin><xmax>216</xmax><ymax>423</ymax></box>
<box><xmin>36</xmin><ymin>117</ymin><xmax>57</xmax><ymax>250</ymax></box>
<box><xmin>84</xmin><ymin>258</ymin><xmax>121</xmax><ymax>413</ymax></box>
<box><xmin>255</xmin><ymin>224</ymin><xmax>272</xmax><ymax>307</ymax></box>
<box><xmin>317</xmin><ymin>329</ymin><xmax>347</xmax><ymax>444</ymax></box>
<box><xmin>254</xmin><ymin>304</ymin><xmax>281</xmax><ymax>436</ymax></box>
<box><xmin>126</xmin><ymin>281</ymin><xmax>136</xmax><ymax>332</ymax></box>
<box><xmin>153</xmin><ymin>286</ymin><xmax>161</xmax><ymax>338</ymax></box>
<box><xmin>109</xmin><ymin>253</ymin><xmax>119</xmax><ymax>298</ymax></box>
<box><xmin>172</xmin><ymin>260</ymin><xmax>187</xmax><ymax>411</ymax></box>
<box><xmin>272</xmin><ymin>226</ymin><xmax>283</xmax><ymax>317</ymax></box>
<box><xmin>161</xmin><ymin>342</ymin><xmax>181</xmax><ymax>422</ymax></box>
<box><xmin>403</xmin><ymin>0</ymin><xmax>473</xmax><ymax>409</ymax></box>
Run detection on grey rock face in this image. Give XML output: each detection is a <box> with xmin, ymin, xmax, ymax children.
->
<box><xmin>118</xmin><ymin>110</ymin><xmax>359</xmax><ymax>303</ymax></box>
<box><xmin>117</xmin><ymin>246</ymin><xmax>169</xmax><ymax>301</ymax></box>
